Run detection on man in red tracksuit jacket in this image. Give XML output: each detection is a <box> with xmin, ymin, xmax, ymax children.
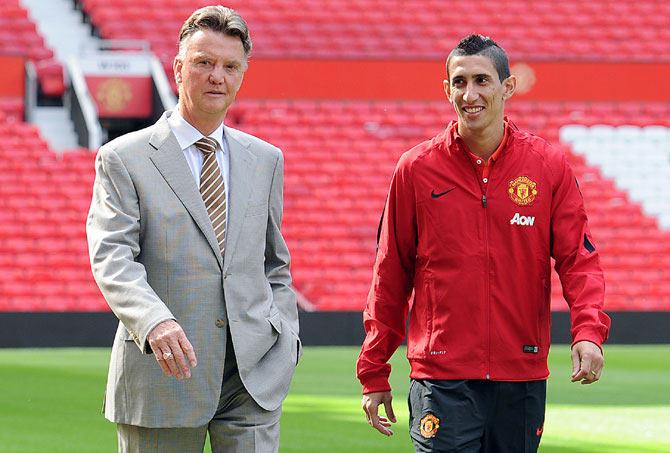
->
<box><xmin>357</xmin><ymin>35</ymin><xmax>611</xmax><ymax>452</ymax></box>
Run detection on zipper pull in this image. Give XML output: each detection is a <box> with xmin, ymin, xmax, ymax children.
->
<box><xmin>482</xmin><ymin>194</ymin><xmax>487</xmax><ymax>208</ymax></box>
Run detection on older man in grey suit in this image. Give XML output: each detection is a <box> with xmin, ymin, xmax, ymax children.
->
<box><xmin>86</xmin><ymin>6</ymin><xmax>300</xmax><ymax>452</ymax></box>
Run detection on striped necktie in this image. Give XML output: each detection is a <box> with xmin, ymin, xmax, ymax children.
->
<box><xmin>195</xmin><ymin>137</ymin><xmax>226</xmax><ymax>256</ymax></box>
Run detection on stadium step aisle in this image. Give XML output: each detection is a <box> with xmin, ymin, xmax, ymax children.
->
<box><xmin>560</xmin><ymin>124</ymin><xmax>670</xmax><ymax>229</ymax></box>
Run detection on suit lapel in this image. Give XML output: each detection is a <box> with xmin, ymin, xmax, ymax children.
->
<box><xmin>148</xmin><ymin>113</ymin><xmax>224</xmax><ymax>269</ymax></box>
<box><xmin>223</xmin><ymin>126</ymin><xmax>258</xmax><ymax>273</ymax></box>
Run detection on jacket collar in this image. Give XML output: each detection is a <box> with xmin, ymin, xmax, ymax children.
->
<box><xmin>443</xmin><ymin>116</ymin><xmax>519</xmax><ymax>159</ymax></box>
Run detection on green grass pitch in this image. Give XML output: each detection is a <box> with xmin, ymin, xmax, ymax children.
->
<box><xmin>0</xmin><ymin>345</ymin><xmax>668</xmax><ymax>452</ymax></box>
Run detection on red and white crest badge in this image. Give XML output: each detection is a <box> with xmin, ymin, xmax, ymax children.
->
<box><xmin>420</xmin><ymin>414</ymin><xmax>440</xmax><ymax>438</ymax></box>
<box><xmin>508</xmin><ymin>176</ymin><xmax>538</xmax><ymax>206</ymax></box>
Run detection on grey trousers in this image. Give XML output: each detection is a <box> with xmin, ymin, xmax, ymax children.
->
<box><xmin>117</xmin><ymin>331</ymin><xmax>281</xmax><ymax>453</ymax></box>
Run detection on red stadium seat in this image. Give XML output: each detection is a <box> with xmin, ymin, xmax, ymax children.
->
<box><xmin>222</xmin><ymin>100</ymin><xmax>670</xmax><ymax>311</ymax></box>
<box><xmin>0</xmin><ymin>2</ymin><xmax>64</xmax><ymax>97</ymax></box>
<box><xmin>35</xmin><ymin>60</ymin><xmax>66</xmax><ymax>98</ymax></box>
<box><xmin>2</xmin><ymin>2</ymin><xmax>670</xmax><ymax>312</ymax></box>
<box><xmin>78</xmin><ymin>0</ymin><xmax>670</xmax><ymax>64</ymax></box>
<box><xmin>0</xmin><ymin>118</ymin><xmax>99</xmax><ymax>311</ymax></box>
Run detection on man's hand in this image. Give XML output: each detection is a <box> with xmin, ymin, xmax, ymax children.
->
<box><xmin>147</xmin><ymin>320</ymin><xmax>197</xmax><ymax>380</ymax></box>
<box><xmin>571</xmin><ymin>340</ymin><xmax>604</xmax><ymax>385</ymax></box>
<box><xmin>362</xmin><ymin>391</ymin><xmax>397</xmax><ymax>436</ymax></box>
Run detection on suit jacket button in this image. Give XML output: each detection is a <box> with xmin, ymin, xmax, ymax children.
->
<box><xmin>215</xmin><ymin>319</ymin><xmax>225</xmax><ymax>328</ymax></box>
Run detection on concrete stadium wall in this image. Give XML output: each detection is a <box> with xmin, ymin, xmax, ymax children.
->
<box><xmin>0</xmin><ymin>311</ymin><xmax>668</xmax><ymax>348</ymax></box>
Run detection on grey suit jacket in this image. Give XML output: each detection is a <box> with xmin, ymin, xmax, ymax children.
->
<box><xmin>86</xmin><ymin>111</ymin><xmax>300</xmax><ymax>427</ymax></box>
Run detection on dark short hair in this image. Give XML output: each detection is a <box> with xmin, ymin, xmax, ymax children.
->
<box><xmin>447</xmin><ymin>34</ymin><xmax>510</xmax><ymax>82</ymax></box>
<box><xmin>178</xmin><ymin>6</ymin><xmax>252</xmax><ymax>59</ymax></box>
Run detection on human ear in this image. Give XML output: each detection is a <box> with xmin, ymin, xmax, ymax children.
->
<box><xmin>173</xmin><ymin>58</ymin><xmax>183</xmax><ymax>84</ymax></box>
<box><xmin>444</xmin><ymin>79</ymin><xmax>453</xmax><ymax>103</ymax></box>
<box><xmin>502</xmin><ymin>75</ymin><xmax>517</xmax><ymax>100</ymax></box>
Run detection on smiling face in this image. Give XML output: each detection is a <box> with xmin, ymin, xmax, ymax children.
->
<box><xmin>173</xmin><ymin>29</ymin><xmax>247</xmax><ymax>133</ymax></box>
<box><xmin>444</xmin><ymin>55</ymin><xmax>516</xmax><ymax>141</ymax></box>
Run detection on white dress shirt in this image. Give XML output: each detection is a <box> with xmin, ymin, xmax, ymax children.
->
<box><xmin>167</xmin><ymin>109</ymin><xmax>230</xmax><ymax>231</ymax></box>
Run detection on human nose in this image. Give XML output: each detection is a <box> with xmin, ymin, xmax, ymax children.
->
<box><xmin>463</xmin><ymin>83</ymin><xmax>478</xmax><ymax>103</ymax></box>
<box><xmin>209</xmin><ymin>65</ymin><xmax>225</xmax><ymax>84</ymax></box>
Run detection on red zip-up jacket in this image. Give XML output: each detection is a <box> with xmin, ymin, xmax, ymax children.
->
<box><xmin>357</xmin><ymin>121</ymin><xmax>611</xmax><ymax>394</ymax></box>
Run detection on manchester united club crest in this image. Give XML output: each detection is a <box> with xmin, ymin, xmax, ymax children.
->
<box><xmin>96</xmin><ymin>78</ymin><xmax>132</xmax><ymax>113</ymax></box>
<box><xmin>420</xmin><ymin>414</ymin><xmax>440</xmax><ymax>438</ymax></box>
<box><xmin>508</xmin><ymin>176</ymin><xmax>538</xmax><ymax>206</ymax></box>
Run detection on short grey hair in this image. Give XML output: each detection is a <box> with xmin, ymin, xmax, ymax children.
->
<box><xmin>177</xmin><ymin>6</ymin><xmax>252</xmax><ymax>60</ymax></box>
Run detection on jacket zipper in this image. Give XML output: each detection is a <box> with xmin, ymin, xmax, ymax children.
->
<box><xmin>482</xmin><ymin>190</ymin><xmax>491</xmax><ymax>380</ymax></box>
<box><xmin>463</xmin><ymin>145</ymin><xmax>493</xmax><ymax>380</ymax></box>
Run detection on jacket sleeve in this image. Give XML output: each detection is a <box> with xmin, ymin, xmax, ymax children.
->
<box><xmin>264</xmin><ymin>151</ymin><xmax>300</xmax><ymax>354</ymax></box>
<box><xmin>86</xmin><ymin>146</ymin><xmax>174</xmax><ymax>352</ymax></box>
<box><xmin>550</xmin><ymin>150</ymin><xmax>611</xmax><ymax>348</ymax></box>
<box><xmin>357</xmin><ymin>155</ymin><xmax>417</xmax><ymax>393</ymax></box>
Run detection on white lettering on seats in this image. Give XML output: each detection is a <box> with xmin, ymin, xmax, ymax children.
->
<box><xmin>510</xmin><ymin>212</ymin><xmax>535</xmax><ymax>226</ymax></box>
